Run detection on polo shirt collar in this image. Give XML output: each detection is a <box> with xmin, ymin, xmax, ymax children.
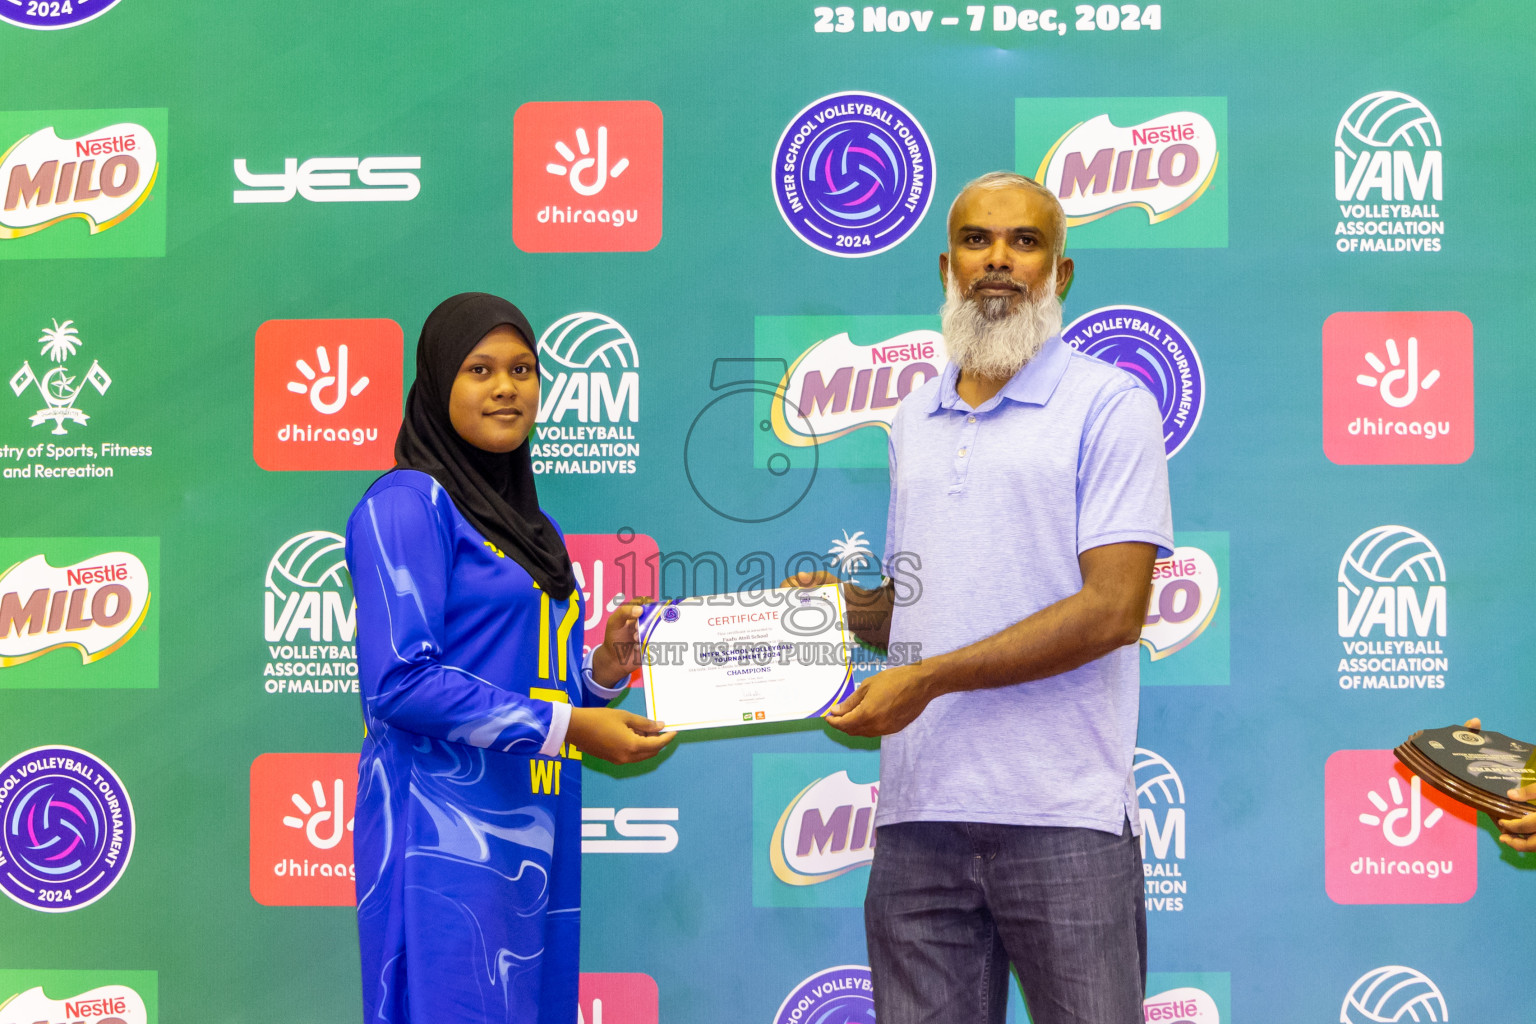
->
<box><xmin>927</xmin><ymin>334</ymin><xmax>1071</xmax><ymax>414</ymax></box>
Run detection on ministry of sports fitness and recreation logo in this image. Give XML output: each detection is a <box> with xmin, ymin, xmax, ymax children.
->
<box><xmin>753</xmin><ymin>752</ymin><xmax>880</xmax><ymax>908</ymax></box>
<box><xmin>1323</xmin><ymin>311</ymin><xmax>1473</xmax><ymax>466</ymax></box>
<box><xmin>261</xmin><ymin>530</ymin><xmax>357</xmax><ymax>696</ymax></box>
<box><xmin>1062</xmin><ymin>306</ymin><xmax>1204</xmax><ymax>457</ymax></box>
<box><xmin>1140</xmin><ymin>533</ymin><xmax>1228</xmax><ymax>688</ymax></box>
<box><xmin>252</xmin><ymin>319</ymin><xmax>403</xmax><ymax>471</ymax></box>
<box><xmin>772</xmin><ymin>966</ymin><xmax>873</xmax><ymax>1024</ymax></box>
<box><xmin>0</xmin><ymin>537</ymin><xmax>158</xmax><ymax>689</ymax></box>
<box><xmin>513</xmin><ymin>101</ymin><xmax>663</xmax><ymax>253</ymax></box>
<box><xmin>1341</xmin><ymin>966</ymin><xmax>1448</xmax><ymax>1024</ymax></box>
<box><xmin>1336</xmin><ymin>525</ymin><xmax>1449</xmax><ymax>691</ymax></box>
<box><xmin>0</xmin><ymin>0</ymin><xmax>124</xmax><ymax>30</ymax></box>
<box><xmin>1324</xmin><ymin>749</ymin><xmax>1475</xmax><ymax>905</ymax></box>
<box><xmin>0</xmin><ymin>972</ymin><xmax>157</xmax><ymax>1024</ymax></box>
<box><xmin>10</xmin><ymin>318</ymin><xmax>109</xmax><ymax>436</ymax></box>
<box><xmin>579</xmin><ymin>974</ymin><xmax>658</xmax><ymax>1024</ymax></box>
<box><xmin>232</xmin><ymin>155</ymin><xmax>421</xmax><ymax>203</ymax></box>
<box><xmin>0</xmin><ymin>109</ymin><xmax>165</xmax><ymax>259</ymax></box>
<box><xmin>1135</xmin><ymin>747</ymin><xmax>1188</xmax><ymax>913</ymax></box>
<box><xmin>773</xmin><ymin>92</ymin><xmax>935</xmax><ymax>258</ymax></box>
<box><xmin>753</xmin><ymin>315</ymin><xmax>943</xmax><ymax>469</ymax></box>
<box><xmin>249</xmin><ymin>752</ymin><xmax>357</xmax><ymax>906</ymax></box>
<box><xmin>1334</xmin><ymin>91</ymin><xmax>1444</xmax><ymax>253</ymax></box>
<box><xmin>0</xmin><ymin>746</ymin><xmax>134</xmax><ymax>912</ymax></box>
<box><xmin>1016</xmin><ymin>97</ymin><xmax>1227</xmax><ymax>248</ymax></box>
<box><xmin>532</xmin><ymin>313</ymin><xmax>641</xmax><ymax>477</ymax></box>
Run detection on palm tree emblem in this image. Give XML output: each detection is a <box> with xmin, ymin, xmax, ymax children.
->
<box><xmin>827</xmin><ymin>530</ymin><xmax>874</xmax><ymax>576</ymax></box>
<box><xmin>9</xmin><ymin>318</ymin><xmax>112</xmax><ymax>435</ymax></box>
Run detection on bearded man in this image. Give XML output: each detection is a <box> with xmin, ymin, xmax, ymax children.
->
<box><xmin>797</xmin><ymin>172</ymin><xmax>1173</xmax><ymax>1024</ymax></box>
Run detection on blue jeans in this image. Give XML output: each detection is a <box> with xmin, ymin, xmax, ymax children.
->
<box><xmin>864</xmin><ymin>820</ymin><xmax>1146</xmax><ymax>1024</ymax></box>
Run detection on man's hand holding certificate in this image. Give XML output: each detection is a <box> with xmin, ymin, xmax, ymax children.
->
<box><xmin>637</xmin><ymin>584</ymin><xmax>855</xmax><ymax>731</ymax></box>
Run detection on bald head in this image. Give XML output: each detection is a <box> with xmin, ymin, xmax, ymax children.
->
<box><xmin>946</xmin><ymin>172</ymin><xmax>1067</xmax><ymax>258</ymax></box>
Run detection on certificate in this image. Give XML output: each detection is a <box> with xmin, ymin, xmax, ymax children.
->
<box><xmin>637</xmin><ymin>585</ymin><xmax>855</xmax><ymax>731</ymax></box>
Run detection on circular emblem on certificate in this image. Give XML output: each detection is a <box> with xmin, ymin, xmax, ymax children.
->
<box><xmin>1062</xmin><ymin>305</ymin><xmax>1205</xmax><ymax>458</ymax></box>
<box><xmin>772</xmin><ymin>92</ymin><xmax>935</xmax><ymax>258</ymax></box>
<box><xmin>0</xmin><ymin>745</ymin><xmax>135</xmax><ymax>912</ymax></box>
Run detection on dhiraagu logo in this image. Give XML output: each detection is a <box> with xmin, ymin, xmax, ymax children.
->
<box><xmin>1016</xmin><ymin>97</ymin><xmax>1227</xmax><ymax>248</ymax></box>
<box><xmin>753</xmin><ymin>751</ymin><xmax>880</xmax><ymax>907</ymax></box>
<box><xmin>1140</xmin><ymin>532</ymin><xmax>1228</xmax><ymax>687</ymax></box>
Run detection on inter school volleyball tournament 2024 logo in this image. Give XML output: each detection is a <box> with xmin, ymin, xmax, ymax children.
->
<box><xmin>532</xmin><ymin>313</ymin><xmax>641</xmax><ymax>477</ymax></box>
<box><xmin>1335</xmin><ymin>91</ymin><xmax>1443</xmax><ymax>253</ymax></box>
<box><xmin>773</xmin><ymin>966</ymin><xmax>873</xmax><ymax>1024</ymax></box>
<box><xmin>1323</xmin><ymin>311</ymin><xmax>1473</xmax><ymax>466</ymax></box>
<box><xmin>262</xmin><ymin>530</ymin><xmax>357</xmax><ymax>696</ymax></box>
<box><xmin>1016</xmin><ymin>97</ymin><xmax>1227</xmax><ymax>248</ymax></box>
<box><xmin>249</xmin><ymin>752</ymin><xmax>358</xmax><ymax>906</ymax></box>
<box><xmin>0</xmin><ymin>538</ymin><xmax>158</xmax><ymax>689</ymax></box>
<box><xmin>1336</xmin><ymin>525</ymin><xmax>1449</xmax><ymax>691</ymax></box>
<box><xmin>1061</xmin><ymin>306</ymin><xmax>1204</xmax><ymax>458</ymax></box>
<box><xmin>0</xmin><ymin>976</ymin><xmax>154</xmax><ymax>1024</ymax></box>
<box><xmin>0</xmin><ymin>0</ymin><xmax>123</xmax><ymax>30</ymax></box>
<box><xmin>0</xmin><ymin>746</ymin><xmax>134</xmax><ymax>912</ymax></box>
<box><xmin>513</xmin><ymin>101</ymin><xmax>663</xmax><ymax>253</ymax></box>
<box><xmin>252</xmin><ymin>319</ymin><xmax>403</xmax><ymax>472</ymax></box>
<box><xmin>773</xmin><ymin>92</ymin><xmax>935</xmax><ymax>258</ymax></box>
<box><xmin>1325</xmin><ymin>749</ymin><xmax>1475</xmax><ymax>906</ymax></box>
<box><xmin>1341</xmin><ymin>966</ymin><xmax>1448</xmax><ymax>1024</ymax></box>
<box><xmin>0</xmin><ymin>109</ymin><xmax>164</xmax><ymax>259</ymax></box>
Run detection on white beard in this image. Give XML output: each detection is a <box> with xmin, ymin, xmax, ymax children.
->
<box><xmin>940</xmin><ymin>267</ymin><xmax>1063</xmax><ymax>381</ymax></box>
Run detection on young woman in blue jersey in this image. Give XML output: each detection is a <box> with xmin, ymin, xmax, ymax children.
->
<box><xmin>345</xmin><ymin>292</ymin><xmax>675</xmax><ymax>1024</ymax></box>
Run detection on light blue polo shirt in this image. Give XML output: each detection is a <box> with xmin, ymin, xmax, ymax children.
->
<box><xmin>878</xmin><ymin>335</ymin><xmax>1173</xmax><ymax>835</ymax></box>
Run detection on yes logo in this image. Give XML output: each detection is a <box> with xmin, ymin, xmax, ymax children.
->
<box><xmin>1325</xmin><ymin>750</ymin><xmax>1475</xmax><ymax>905</ymax></box>
<box><xmin>581</xmin><ymin>808</ymin><xmax>678</xmax><ymax>853</ymax></box>
<box><xmin>754</xmin><ymin>752</ymin><xmax>880</xmax><ymax>907</ymax></box>
<box><xmin>1323</xmin><ymin>312</ymin><xmax>1474</xmax><ymax>465</ymax></box>
<box><xmin>513</xmin><ymin>101</ymin><xmax>663</xmax><ymax>253</ymax></box>
<box><xmin>253</xmin><ymin>319</ymin><xmax>402</xmax><ymax>471</ymax></box>
<box><xmin>0</xmin><ymin>537</ymin><xmax>158</xmax><ymax>688</ymax></box>
<box><xmin>249</xmin><ymin>752</ymin><xmax>359</xmax><ymax>906</ymax></box>
<box><xmin>233</xmin><ymin>156</ymin><xmax>421</xmax><ymax>203</ymax></box>
<box><xmin>0</xmin><ymin>109</ymin><xmax>166</xmax><ymax>260</ymax></box>
<box><xmin>1016</xmin><ymin>97</ymin><xmax>1228</xmax><ymax>248</ymax></box>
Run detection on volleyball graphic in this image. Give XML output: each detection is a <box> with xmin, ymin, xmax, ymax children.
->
<box><xmin>1340</xmin><ymin>965</ymin><xmax>1447</xmax><ymax>1023</ymax></box>
<box><xmin>1134</xmin><ymin>748</ymin><xmax>1185</xmax><ymax>806</ymax></box>
<box><xmin>537</xmin><ymin>312</ymin><xmax>639</xmax><ymax>382</ymax></box>
<box><xmin>1338</xmin><ymin>525</ymin><xmax>1445</xmax><ymax>596</ymax></box>
<box><xmin>1336</xmin><ymin>92</ymin><xmax>1441</xmax><ymax>160</ymax></box>
<box><xmin>265</xmin><ymin>530</ymin><xmax>350</xmax><ymax>602</ymax></box>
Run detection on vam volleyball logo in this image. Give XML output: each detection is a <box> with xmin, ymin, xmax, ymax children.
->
<box><xmin>773</xmin><ymin>92</ymin><xmax>935</xmax><ymax>258</ymax></box>
<box><xmin>249</xmin><ymin>752</ymin><xmax>358</xmax><ymax>906</ymax></box>
<box><xmin>1334</xmin><ymin>92</ymin><xmax>1443</xmax><ymax>253</ymax></box>
<box><xmin>532</xmin><ymin>313</ymin><xmax>640</xmax><ymax>477</ymax></box>
<box><xmin>261</xmin><ymin>530</ymin><xmax>358</xmax><ymax>696</ymax></box>
<box><xmin>1341</xmin><ymin>966</ymin><xmax>1448</xmax><ymax>1024</ymax></box>
<box><xmin>1325</xmin><ymin>749</ymin><xmax>1475</xmax><ymax>905</ymax></box>
<box><xmin>1062</xmin><ymin>306</ymin><xmax>1204</xmax><ymax>457</ymax></box>
<box><xmin>773</xmin><ymin>966</ymin><xmax>874</xmax><ymax>1024</ymax></box>
<box><xmin>0</xmin><ymin>537</ymin><xmax>158</xmax><ymax>688</ymax></box>
<box><xmin>0</xmin><ymin>0</ymin><xmax>124</xmax><ymax>30</ymax></box>
<box><xmin>1140</xmin><ymin>535</ymin><xmax>1228</xmax><ymax>687</ymax></box>
<box><xmin>1016</xmin><ymin>97</ymin><xmax>1228</xmax><ymax>248</ymax></box>
<box><xmin>0</xmin><ymin>746</ymin><xmax>133</xmax><ymax>912</ymax></box>
<box><xmin>1135</xmin><ymin>747</ymin><xmax>1187</xmax><ymax>912</ymax></box>
<box><xmin>1337</xmin><ymin>525</ymin><xmax>1449</xmax><ymax>691</ymax></box>
<box><xmin>0</xmin><ymin>109</ymin><xmax>165</xmax><ymax>259</ymax></box>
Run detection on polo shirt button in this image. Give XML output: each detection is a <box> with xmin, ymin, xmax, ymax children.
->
<box><xmin>967</xmin><ymin>415</ymin><xmax>976</xmax><ymax>423</ymax></box>
<box><xmin>958</xmin><ymin>448</ymin><xmax>968</xmax><ymax>457</ymax></box>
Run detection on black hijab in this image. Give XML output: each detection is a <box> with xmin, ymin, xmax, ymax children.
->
<box><xmin>394</xmin><ymin>292</ymin><xmax>575</xmax><ymax>598</ymax></box>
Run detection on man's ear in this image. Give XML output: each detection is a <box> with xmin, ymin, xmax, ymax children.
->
<box><xmin>1055</xmin><ymin>257</ymin><xmax>1074</xmax><ymax>298</ymax></box>
<box><xmin>938</xmin><ymin>251</ymin><xmax>949</xmax><ymax>292</ymax></box>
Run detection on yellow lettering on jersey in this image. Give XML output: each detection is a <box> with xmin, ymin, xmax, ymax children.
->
<box><xmin>530</xmin><ymin>758</ymin><xmax>561</xmax><ymax>795</ymax></box>
<box><xmin>529</xmin><ymin>687</ymin><xmax>582</xmax><ymax>759</ymax></box>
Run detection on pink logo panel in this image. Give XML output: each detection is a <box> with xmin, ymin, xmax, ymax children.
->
<box><xmin>579</xmin><ymin>973</ymin><xmax>658</xmax><ymax>1024</ymax></box>
<box><xmin>1324</xmin><ymin>749</ymin><xmax>1476</xmax><ymax>905</ymax></box>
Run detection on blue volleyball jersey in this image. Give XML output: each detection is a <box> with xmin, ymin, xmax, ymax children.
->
<box><xmin>346</xmin><ymin>469</ymin><xmax>595</xmax><ymax>1024</ymax></box>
